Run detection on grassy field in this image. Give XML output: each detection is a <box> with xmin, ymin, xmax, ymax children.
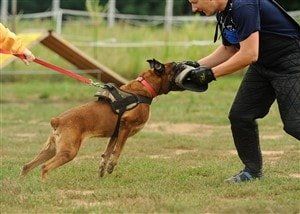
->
<box><xmin>1</xmin><ymin>75</ymin><xmax>299</xmax><ymax>213</ymax></box>
<box><xmin>1</xmin><ymin>18</ymin><xmax>299</xmax><ymax>213</ymax></box>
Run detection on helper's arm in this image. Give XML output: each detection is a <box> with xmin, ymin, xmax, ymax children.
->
<box><xmin>211</xmin><ymin>31</ymin><xmax>259</xmax><ymax>78</ymax></box>
<box><xmin>199</xmin><ymin>44</ymin><xmax>239</xmax><ymax>68</ymax></box>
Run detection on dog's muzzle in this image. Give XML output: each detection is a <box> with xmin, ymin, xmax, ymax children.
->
<box><xmin>168</xmin><ymin>62</ymin><xmax>185</xmax><ymax>91</ymax></box>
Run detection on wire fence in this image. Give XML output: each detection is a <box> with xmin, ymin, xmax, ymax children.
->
<box><xmin>4</xmin><ymin>8</ymin><xmax>298</xmax><ymax>48</ymax></box>
<box><xmin>13</xmin><ymin>9</ymin><xmax>300</xmax><ymax>29</ymax></box>
<box><xmin>18</xmin><ymin>9</ymin><xmax>217</xmax><ymax>33</ymax></box>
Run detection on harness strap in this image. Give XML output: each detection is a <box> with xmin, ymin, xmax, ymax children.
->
<box><xmin>112</xmin><ymin>110</ymin><xmax>125</xmax><ymax>138</ymax></box>
<box><xmin>110</xmin><ymin>95</ymin><xmax>151</xmax><ymax>138</ymax></box>
<box><xmin>111</xmin><ymin>95</ymin><xmax>137</xmax><ymax>110</ymax></box>
<box><xmin>137</xmin><ymin>95</ymin><xmax>152</xmax><ymax>105</ymax></box>
<box><xmin>104</xmin><ymin>83</ymin><xmax>122</xmax><ymax>100</ymax></box>
<box><xmin>100</xmin><ymin>83</ymin><xmax>152</xmax><ymax>139</ymax></box>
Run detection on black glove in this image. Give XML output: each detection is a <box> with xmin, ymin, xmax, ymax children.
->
<box><xmin>190</xmin><ymin>66</ymin><xmax>216</xmax><ymax>85</ymax></box>
<box><xmin>182</xmin><ymin>60</ymin><xmax>200</xmax><ymax>68</ymax></box>
<box><xmin>174</xmin><ymin>63</ymin><xmax>209</xmax><ymax>92</ymax></box>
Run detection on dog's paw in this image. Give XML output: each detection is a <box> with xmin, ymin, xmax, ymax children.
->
<box><xmin>107</xmin><ymin>162</ymin><xmax>116</xmax><ymax>174</ymax></box>
<box><xmin>99</xmin><ymin>165</ymin><xmax>106</xmax><ymax>178</ymax></box>
<box><xmin>20</xmin><ymin>165</ymin><xmax>29</xmax><ymax>177</ymax></box>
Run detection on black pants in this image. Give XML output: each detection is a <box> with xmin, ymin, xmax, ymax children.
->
<box><xmin>228</xmin><ymin>36</ymin><xmax>300</xmax><ymax>175</ymax></box>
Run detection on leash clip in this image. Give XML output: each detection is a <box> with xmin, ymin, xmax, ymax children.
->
<box><xmin>89</xmin><ymin>79</ymin><xmax>103</xmax><ymax>88</ymax></box>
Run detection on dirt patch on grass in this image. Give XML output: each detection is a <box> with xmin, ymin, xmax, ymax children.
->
<box><xmin>58</xmin><ymin>189</ymin><xmax>95</xmax><ymax>198</ymax></box>
<box><xmin>148</xmin><ymin>149</ymin><xmax>197</xmax><ymax>159</ymax></box>
<box><xmin>228</xmin><ymin>150</ymin><xmax>284</xmax><ymax>164</ymax></box>
<box><xmin>262</xmin><ymin>151</ymin><xmax>284</xmax><ymax>155</ymax></box>
<box><xmin>58</xmin><ymin>190</ymin><xmax>114</xmax><ymax>208</ymax></box>
<box><xmin>228</xmin><ymin>150</ymin><xmax>284</xmax><ymax>156</ymax></box>
<box><xmin>145</xmin><ymin>122</ymin><xmax>228</xmax><ymax>137</ymax></box>
<box><xmin>73</xmin><ymin>154</ymin><xmax>98</xmax><ymax>163</ymax></box>
<box><xmin>261</xmin><ymin>134</ymin><xmax>283</xmax><ymax>140</ymax></box>
<box><xmin>15</xmin><ymin>133</ymin><xmax>37</xmax><ymax>138</ymax></box>
<box><xmin>148</xmin><ymin>154</ymin><xmax>170</xmax><ymax>159</ymax></box>
<box><xmin>289</xmin><ymin>173</ymin><xmax>300</xmax><ymax>178</ymax></box>
<box><xmin>71</xmin><ymin>199</ymin><xmax>102</xmax><ymax>207</ymax></box>
<box><xmin>146</xmin><ymin>122</ymin><xmax>283</xmax><ymax>140</ymax></box>
<box><xmin>174</xmin><ymin>149</ymin><xmax>198</xmax><ymax>155</ymax></box>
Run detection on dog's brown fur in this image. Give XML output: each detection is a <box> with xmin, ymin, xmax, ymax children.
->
<box><xmin>21</xmin><ymin>60</ymin><xmax>179</xmax><ymax>179</ymax></box>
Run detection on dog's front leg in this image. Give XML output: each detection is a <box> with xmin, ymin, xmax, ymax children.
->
<box><xmin>99</xmin><ymin>137</ymin><xmax>118</xmax><ymax>177</ymax></box>
<box><xmin>107</xmin><ymin>128</ymin><xmax>131</xmax><ymax>174</ymax></box>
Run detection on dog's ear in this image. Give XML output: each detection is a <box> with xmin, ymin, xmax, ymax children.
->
<box><xmin>147</xmin><ymin>59</ymin><xmax>165</xmax><ymax>76</ymax></box>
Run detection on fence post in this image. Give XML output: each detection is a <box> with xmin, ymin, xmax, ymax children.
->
<box><xmin>52</xmin><ymin>0</ymin><xmax>62</xmax><ymax>34</ymax></box>
<box><xmin>108</xmin><ymin>0</ymin><xmax>116</xmax><ymax>27</ymax></box>
<box><xmin>56</xmin><ymin>10</ymin><xmax>63</xmax><ymax>34</ymax></box>
<box><xmin>1</xmin><ymin>0</ymin><xmax>8</xmax><ymax>24</ymax></box>
<box><xmin>164</xmin><ymin>0</ymin><xmax>173</xmax><ymax>31</ymax></box>
<box><xmin>11</xmin><ymin>0</ymin><xmax>17</xmax><ymax>32</ymax></box>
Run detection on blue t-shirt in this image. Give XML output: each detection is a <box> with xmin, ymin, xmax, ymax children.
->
<box><xmin>216</xmin><ymin>0</ymin><xmax>300</xmax><ymax>46</ymax></box>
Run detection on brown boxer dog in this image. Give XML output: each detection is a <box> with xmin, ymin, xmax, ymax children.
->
<box><xmin>21</xmin><ymin>59</ymin><xmax>183</xmax><ymax>180</ymax></box>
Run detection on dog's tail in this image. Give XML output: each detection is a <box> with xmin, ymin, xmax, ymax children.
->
<box><xmin>50</xmin><ymin>117</ymin><xmax>60</xmax><ymax>130</ymax></box>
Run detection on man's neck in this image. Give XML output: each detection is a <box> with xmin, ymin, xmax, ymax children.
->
<box><xmin>216</xmin><ymin>0</ymin><xmax>229</xmax><ymax>12</ymax></box>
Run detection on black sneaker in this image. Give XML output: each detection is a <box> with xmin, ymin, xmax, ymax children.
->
<box><xmin>225</xmin><ymin>170</ymin><xmax>262</xmax><ymax>184</ymax></box>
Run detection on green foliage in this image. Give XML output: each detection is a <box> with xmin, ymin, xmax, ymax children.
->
<box><xmin>85</xmin><ymin>0</ymin><xmax>106</xmax><ymax>23</ymax></box>
<box><xmin>85</xmin><ymin>0</ymin><xmax>107</xmax><ymax>58</ymax></box>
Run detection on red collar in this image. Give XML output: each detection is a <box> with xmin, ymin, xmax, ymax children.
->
<box><xmin>136</xmin><ymin>76</ymin><xmax>157</xmax><ymax>98</ymax></box>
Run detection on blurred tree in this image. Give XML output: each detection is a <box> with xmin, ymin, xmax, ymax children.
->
<box><xmin>61</xmin><ymin>0</ymin><xmax>86</xmax><ymax>10</ymax></box>
<box><xmin>277</xmin><ymin>0</ymin><xmax>300</xmax><ymax>10</ymax></box>
<box><xmin>14</xmin><ymin>0</ymin><xmax>52</xmax><ymax>13</ymax></box>
<box><xmin>116</xmin><ymin>0</ymin><xmax>164</xmax><ymax>15</ymax></box>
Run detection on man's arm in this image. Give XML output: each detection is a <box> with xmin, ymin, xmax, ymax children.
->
<box><xmin>199</xmin><ymin>44</ymin><xmax>238</xmax><ymax>68</ymax></box>
<box><xmin>212</xmin><ymin>31</ymin><xmax>259</xmax><ymax>78</ymax></box>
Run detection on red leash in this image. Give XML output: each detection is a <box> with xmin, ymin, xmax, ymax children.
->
<box><xmin>1</xmin><ymin>50</ymin><xmax>158</xmax><ymax>96</ymax></box>
<box><xmin>1</xmin><ymin>50</ymin><xmax>100</xmax><ymax>86</ymax></box>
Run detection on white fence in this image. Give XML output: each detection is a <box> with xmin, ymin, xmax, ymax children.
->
<box><xmin>1</xmin><ymin>0</ymin><xmax>213</xmax><ymax>34</ymax></box>
<box><xmin>2</xmin><ymin>0</ymin><xmax>299</xmax><ymax>35</ymax></box>
<box><xmin>1</xmin><ymin>0</ymin><xmax>299</xmax><ymax>49</ymax></box>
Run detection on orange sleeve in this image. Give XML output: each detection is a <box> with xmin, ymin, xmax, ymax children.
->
<box><xmin>0</xmin><ymin>23</ymin><xmax>26</xmax><ymax>54</ymax></box>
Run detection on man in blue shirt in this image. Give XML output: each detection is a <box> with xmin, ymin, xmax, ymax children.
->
<box><xmin>177</xmin><ymin>0</ymin><xmax>300</xmax><ymax>183</ymax></box>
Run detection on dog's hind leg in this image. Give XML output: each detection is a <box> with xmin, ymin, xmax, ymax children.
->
<box><xmin>106</xmin><ymin>128</ymin><xmax>130</xmax><ymax>174</ymax></box>
<box><xmin>21</xmin><ymin>135</ymin><xmax>56</xmax><ymax>177</ymax></box>
<box><xmin>41</xmin><ymin>131</ymin><xmax>81</xmax><ymax>180</ymax></box>
<box><xmin>99</xmin><ymin>137</ymin><xmax>118</xmax><ymax>177</ymax></box>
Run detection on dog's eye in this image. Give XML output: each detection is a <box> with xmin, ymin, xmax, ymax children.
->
<box><xmin>154</xmin><ymin>64</ymin><xmax>165</xmax><ymax>75</ymax></box>
<box><xmin>154</xmin><ymin>64</ymin><xmax>162</xmax><ymax>70</ymax></box>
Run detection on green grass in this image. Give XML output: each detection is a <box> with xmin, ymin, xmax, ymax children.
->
<box><xmin>1</xmin><ymin>76</ymin><xmax>299</xmax><ymax>213</ymax></box>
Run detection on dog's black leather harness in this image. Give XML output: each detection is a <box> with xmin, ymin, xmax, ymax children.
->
<box><xmin>95</xmin><ymin>83</ymin><xmax>152</xmax><ymax>138</ymax></box>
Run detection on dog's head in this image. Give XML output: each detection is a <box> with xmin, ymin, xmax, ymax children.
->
<box><xmin>137</xmin><ymin>59</ymin><xmax>183</xmax><ymax>96</ymax></box>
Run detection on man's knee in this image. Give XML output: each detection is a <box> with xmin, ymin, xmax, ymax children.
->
<box><xmin>283</xmin><ymin>122</ymin><xmax>300</xmax><ymax>140</ymax></box>
<box><xmin>228</xmin><ymin>112</ymin><xmax>257</xmax><ymax>129</ymax></box>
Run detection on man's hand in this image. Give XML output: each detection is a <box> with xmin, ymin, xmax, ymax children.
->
<box><xmin>21</xmin><ymin>48</ymin><xmax>35</xmax><ymax>65</ymax></box>
<box><xmin>182</xmin><ymin>60</ymin><xmax>200</xmax><ymax>68</ymax></box>
<box><xmin>190</xmin><ymin>66</ymin><xmax>216</xmax><ymax>85</ymax></box>
<box><xmin>174</xmin><ymin>63</ymin><xmax>212</xmax><ymax>92</ymax></box>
